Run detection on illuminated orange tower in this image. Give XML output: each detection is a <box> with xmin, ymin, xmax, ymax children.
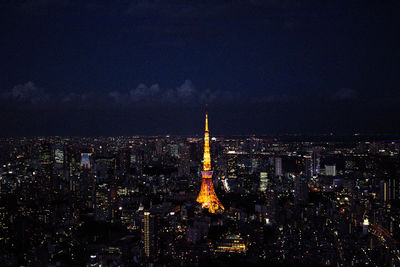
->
<box><xmin>196</xmin><ymin>111</ymin><xmax>224</xmax><ymax>213</ymax></box>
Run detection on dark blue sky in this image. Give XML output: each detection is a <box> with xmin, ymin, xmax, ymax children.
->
<box><xmin>0</xmin><ymin>0</ymin><xmax>399</xmax><ymax>136</ymax></box>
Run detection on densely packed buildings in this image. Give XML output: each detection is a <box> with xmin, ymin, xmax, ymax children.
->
<box><xmin>0</xmin><ymin>134</ymin><xmax>400</xmax><ymax>266</ymax></box>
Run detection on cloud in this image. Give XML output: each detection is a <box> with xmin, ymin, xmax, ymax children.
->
<box><xmin>176</xmin><ymin>80</ymin><xmax>194</xmax><ymax>98</ymax></box>
<box><xmin>126</xmin><ymin>80</ymin><xmax>201</xmax><ymax>105</ymax></box>
<box><xmin>108</xmin><ymin>91</ymin><xmax>124</xmax><ymax>105</ymax></box>
<box><xmin>2</xmin><ymin>81</ymin><xmax>50</xmax><ymax>104</ymax></box>
<box><xmin>129</xmin><ymin>83</ymin><xmax>160</xmax><ymax>102</ymax></box>
<box><xmin>1</xmin><ymin>79</ymin><xmax>281</xmax><ymax>110</ymax></box>
<box><xmin>332</xmin><ymin>88</ymin><xmax>358</xmax><ymax>100</ymax></box>
<box><xmin>125</xmin><ymin>79</ymin><xmax>226</xmax><ymax>105</ymax></box>
<box><xmin>11</xmin><ymin>81</ymin><xmax>39</xmax><ymax>99</ymax></box>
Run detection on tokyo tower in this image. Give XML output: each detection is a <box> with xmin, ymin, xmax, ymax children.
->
<box><xmin>196</xmin><ymin>111</ymin><xmax>224</xmax><ymax>213</ymax></box>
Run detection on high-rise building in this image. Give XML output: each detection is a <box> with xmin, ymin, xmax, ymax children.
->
<box><xmin>40</xmin><ymin>142</ymin><xmax>53</xmax><ymax>166</ymax></box>
<box><xmin>325</xmin><ymin>165</ymin><xmax>336</xmax><ymax>176</ymax></box>
<box><xmin>215</xmin><ymin>234</ymin><xmax>246</xmax><ymax>254</ymax></box>
<box><xmin>312</xmin><ymin>151</ymin><xmax>321</xmax><ymax>175</ymax></box>
<box><xmin>265</xmin><ymin>191</ymin><xmax>276</xmax><ymax>221</ymax></box>
<box><xmin>363</xmin><ymin>218</ymin><xmax>369</xmax><ymax>235</ymax></box>
<box><xmin>54</xmin><ymin>145</ymin><xmax>64</xmax><ymax>166</ymax></box>
<box><xmin>380</xmin><ymin>180</ymin><xmax>388</xmax><ymax>204</ymax></box>
<box><xmin>196</xmin><ymin>112</ymin><xmax>224</xmax><ymax>213</ymax></box>
<box><xmin>227</xmin><ymin>151</ymin><xmax>238</xmax><ymax>179</ymax></box>
<box><xmin>170</xmin><ymin>144</ymin><xmax>179</xmax><ymax>158</ymax></box>
<box><xmin>304</xmin><ymin>154</ymin><xmax>313</xmax><ymax>180</ymax></box>
<box><xmin>143</xmin><ymin>211</ymin><xmax>155</xmax><ymax>259</ymax></box>
<box><xmin>251</xmin><ymin>158</ymin><xmax>259</xmax><ymax>173</ymax></box>
<box><xmin>178</xmin><ymin>143</ymin><xmax>190</xmax><ymax>177</ymax></box>
<box><xmin>388</xmin><ymin>178</ymin><xmax>398</xmax><ymax>201</ymax></box>
<box><xmin>39</xmin><ymin>142</ymin><xmax>53</xmax><ymax>180</ymax></box>
<box><xmin>259</xmin><ymin>172</ymin><xmax>268</xmax><ymax>192</ymax></box>
<box><xmin>274</xmin><ymin>157</ymin><xmax>282</xmax><ymax>177</ymax></box>
<box><xmin>294</xmin><ymin>176</ymin><xmax>308</xmax><ymax>205</ymax></box>
<box><xmin>80</xmin><ymin>153</ymin><xmax>92</xmax><ymax>169</ymax></box>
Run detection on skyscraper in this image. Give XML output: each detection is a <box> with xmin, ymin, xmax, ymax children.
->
<box><xmin>380</xmin><ymin>180</ymin><xmax>388</xmax><ymax>204</ymax></box>
<box><xmin>54</xmin><ymin>145</ymin><xmax>64</xmax><ymax>167</ymax></box>
<box><xmin>294</xmin><ymin>176</ymin><xmax>309</xmax><ymax>205</ymax></box>
<box><xmin>143</xmin><ymin>211</ymin><xmax>155</xmax><ymax>259</ymax></box>
<box><xmin>196</xmin><ymin>112</ymin><xmax>224</xmax><ymax>213</ymax></box>
<box><xmin>325</xmin><ymin>165</ymin><xmax>336</xmax><ymax>176</ymax></box>
<box><xmin>304</xmin><ymin>154</ymin><xmax>313</xmax><ymax>180</ymax></box>
<box><xmin>312</xmin><ymin>150</ymin><xmax>321</xmax><ymax>175</ymax></box>
<box><xmin>80</xmin><ymin>153</ymin><xmax>92</xmax><ymax>169</ymax></box>
<box><xmin>226</xmin><ymin>151</ymin><xmax>238</xmax><ymax>179</ymax></box>
<box><xmin>259</xmin><ymin>172</ymin><xmax>268</xmax><ymax>192</ymax></box>
<box><xmin>274</xmin><ymin>157</ymin><xmax>282</xmax><ymax>177</ymax></box>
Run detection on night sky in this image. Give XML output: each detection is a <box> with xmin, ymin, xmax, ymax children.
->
<box><xmin>1</xmin><ymin>0</ymin><xmax>399</xmax><ymax>136</ymax></box>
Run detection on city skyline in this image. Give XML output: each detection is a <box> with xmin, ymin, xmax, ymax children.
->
<box><xmin>1</xmin><ymin>1</ymin><xmax>400</xmax><ymax>265</ymax></box>
<box><xmin>1</xmin><ymin>129</ymin><xmax>400</xmax><ymax>265</ymax></box>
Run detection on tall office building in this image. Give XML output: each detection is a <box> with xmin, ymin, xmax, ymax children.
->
<box><xmin>380</xmin><ymin>180</ymin><xmax>388</xmax><ymax>204</ymax></box>
<box><xmin>178</xmin><ymin>143</ymin><xmax>190</xmax><ymax>177</ymax></box>
<box><xmin>40</xmin><ymin>142</ymin><xmax>53</xmax><ymax>166</ymax></box>
<box><xmin>304</xmin><ymin>154</ymin><xmax>313</xmax><ymax>180</ymax></box>
<box><xmin>170</xmin><ymin>144</ymin><xmax>179</xmax><ymax>158</ymax></box>
<box><xmin>259</xmin><ymin>172</ymin><xmax>268</xmax><ymax>192</ymax></box>
<box><xmin>388</xmin><ymin>178</ymin><xmax>398</xmax><ymax>201</ymax></box>
<box><xmin>251</xmin><ymin>158</ymin><xmax>259</xmax><ymax>173</ymax></box>
<box><xmin>196</xmin><ymin>112</ymin><xmax>224</xmax><ymax>213</ymax></box>
<box><xmin>227</xmin><ymin>151</ymin><xmax>238</xmax><ymax>179</ymax></box>
<box><xmin>274</xmin><ymin>157</ymin><xmax>282</xmax><ymax>177</ymax></box>
<box><xmin>312</xmin><ymin>151</ymin><xmax>321</xmax><ymax>175</ymax></box>
<box><xmin>143</xmin><ymin>211</ymin><xmax>155</xmax><ymax>259</ymax></box>
<box><xmin>378</xmin><ymin>179</ymin><xmax>398</xmax><ymax>204</ymax></box>
<box><xmin>54</xmin><ymin>145</ymin><xmax>64</xmax><ymax>167</ymax></box>
<box><xmin>39</xmin><ymin>142</ymin><xmax>53</xmax><ymax>180</ymax></box>
<box><xmin>294</xmin><ymin>176</ymin><xmax>309</xmax><ymax>205</ymax></box>
<box><xmin>53</xmin><ymin>144</ymin><xmax>67</xmax><ymax>188</ymax></box>
<box><xmin>363</xmin><ymin>218</ymin><xmax>369</xmax><ymax>235</ymax></box>
<box><xmin>325</xmin><ymin>165</ymin><xmax>336</xmax><ymax>176</ymax></box>
<box><xmin>80</xmin><ymin>153</ymin><xmax>92</xmax><ymax>169</ymax></box>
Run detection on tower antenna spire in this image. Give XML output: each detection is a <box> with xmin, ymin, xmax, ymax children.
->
<box><xmin>205</xmin><ymin>110</ymin><xmax>209</xmax><ymax>132</ymax></box>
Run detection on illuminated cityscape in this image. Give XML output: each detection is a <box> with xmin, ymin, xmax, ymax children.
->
<box><xmin>1</xmin><ymin>1</ymin><xmax>399</xmax><ymax>266</ymax></box>
<box><xmin>1</xmin><ymin>132</ymin><xmax>400</xmax><ymax>265</ymax></box>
